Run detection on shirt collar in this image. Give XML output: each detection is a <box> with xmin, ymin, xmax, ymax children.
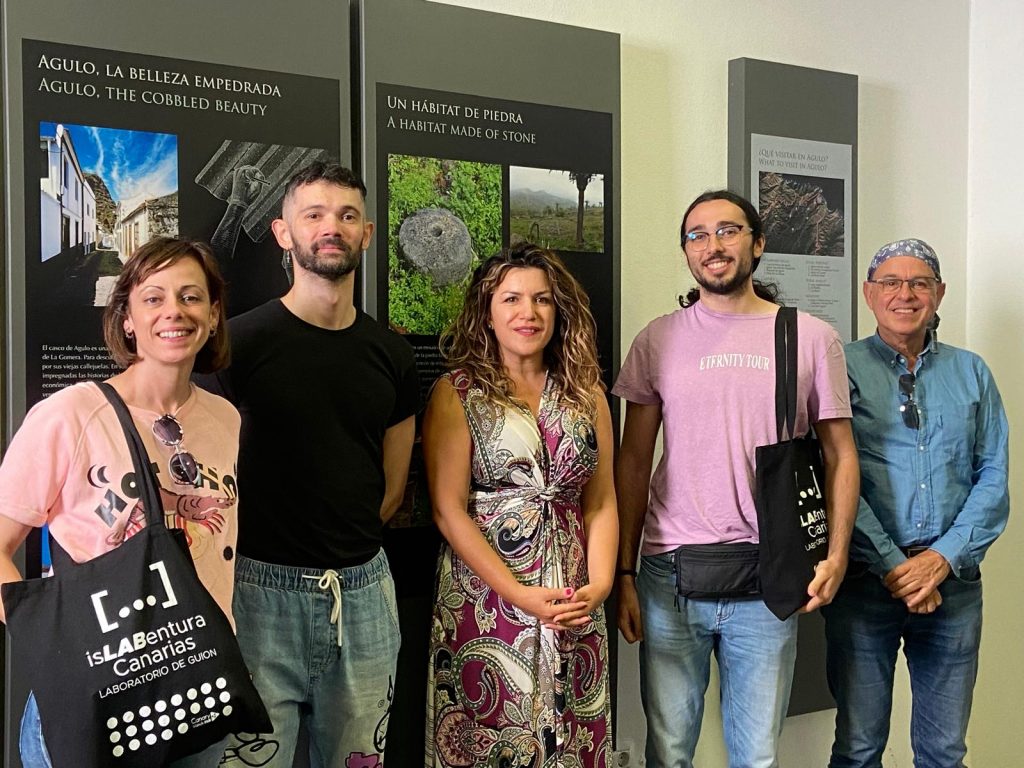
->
<box><xmin>867</xmin><ymin>330</ymin><xmax>939</xmax><ymax>369</ymax></box>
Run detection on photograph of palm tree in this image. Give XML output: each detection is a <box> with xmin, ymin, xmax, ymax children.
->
<box><xmin>509</xmin><ymin>166</ymin><xmax>604</xmax><ymax>253</ymax></box>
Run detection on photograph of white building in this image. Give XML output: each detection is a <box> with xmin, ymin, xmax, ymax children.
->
<box><xmin>36</xmin><ymin>121</ymin><xmax>177</xmax><ymax>305</ymax></box>
<box><xmin>39</xmin><ymin>123</ymin><xmax>97</xmax><ymax>262</ymax></box>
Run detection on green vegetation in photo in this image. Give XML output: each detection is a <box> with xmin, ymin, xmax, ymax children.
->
<box><xmin>387</xmin><ymin>155</ymin><xmax>501</xmax><ymax>334</ymax></box>
<box><xmin>510</xmin><ymin>204</ymin><xmax>605</xmax><ymax>253</ymax></box>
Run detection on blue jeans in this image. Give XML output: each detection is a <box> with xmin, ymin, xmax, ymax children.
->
<box><xmin>19</xmin><ymin>693</ymin><xmax>52</xmax><ymax>768</ymax></box>
<box><xmin>224</xmin><ymin>550</ymin><xmax>401</xmax><ymax>768</ymax></box>
<box><xmin>19</xmin><ymin>691</ymin><xmax>224</xmax><ymax>768</ymax></box>
<box><xmin>823</xmin><ymin>563</ymin><xmax>983</xmax><ymax>768</ymax></box>
<box><xmin>638</xmin><ymin>551</ymin><xmax>798</xmax><ymax>768</ymax></box>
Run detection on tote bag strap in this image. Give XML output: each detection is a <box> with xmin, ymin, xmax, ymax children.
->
<box><xmin>773</xmin><ymin>307</ymin><xmax>799</xmax><ymax>442</ymax></box>
<box><xmin>96</xmin><ymin>382</ymin><xmax>165</xmax><ymax>530</ymax></box>
<box><xmin>47</xmin><ymin>383</ymin><xmax>165</xmax><ymax>572</ymax></box>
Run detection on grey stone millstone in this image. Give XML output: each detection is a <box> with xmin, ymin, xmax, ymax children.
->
<box><xmin>398</xmin><ymin>207</ymin><xmax>474</xmax><ymax>286</ymax></box>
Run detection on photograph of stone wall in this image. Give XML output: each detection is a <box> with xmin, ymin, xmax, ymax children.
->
<box><xmin>758</xmin><ymin>171</ymin><xmax>844</xmax><ymax>258</ymax></box>
<box><xmin>387</xmin><ymin>154</ymin><xmax>501</xmax><ymax>335</ymax></box>
<box><xmin>509</xmin><ymin>166</ymin><xmax>604</xmax><ymax>253</ymax></box>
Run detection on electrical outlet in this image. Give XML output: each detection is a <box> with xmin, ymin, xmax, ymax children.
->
<box><xmin>612</xmin><ymin>740</ymin><xmax>638</xmax><ymax>767</ymax></box>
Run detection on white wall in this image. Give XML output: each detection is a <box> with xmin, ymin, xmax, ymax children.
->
<box><xmin>430</xmin><ymin>2</ymin><xmax>994</xmax><ymax>766</ymax></box>
<box><xmin>966</xmin><ymin>2</ymin><xmax>1024</xmax><ymax>766</ymax></box>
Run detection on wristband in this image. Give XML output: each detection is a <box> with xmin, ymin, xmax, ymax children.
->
<box><xmin>616</xmin><ymin>567</ymin><xmax>638</xmax><ymax>578</ymax></box>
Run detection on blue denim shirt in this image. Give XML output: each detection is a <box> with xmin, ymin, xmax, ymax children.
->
<box><xmin>845</xmin><ymin>332</ymin><xmax>1009</xmax><ymax>577</ymax></box>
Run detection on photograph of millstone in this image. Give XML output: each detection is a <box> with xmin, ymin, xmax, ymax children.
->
<box><xmin>387</xmin><ymin>154</ymin><xmax>501</xmax><ymax>335</ymax></box>
<box><xmin>39</xmin><ymin>122</ymin><xmax>178</xmax><ymax>307</ymax></box>
<box><xmin>398</xmin><ymin>208</ymin><xmax>474</xmax><ymax>287</ymax></box>
<box><xmin>509</xmin><ymin>165</ymin><xmax>605</xmax><ymax>253</ymax></box>
<box><xmin>759</xmin><ymin>171</ymin><xmax>845</xmax><ymax>258</ymax></box>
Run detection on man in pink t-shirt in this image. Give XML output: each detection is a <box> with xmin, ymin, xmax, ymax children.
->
<box><xmin>612</xmin><ymin>190</ymin><xmax>859</xmax><ymax>768</ymax></box>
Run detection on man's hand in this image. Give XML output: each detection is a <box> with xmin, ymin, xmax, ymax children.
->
<box><xmin>884</xmin><ymin>549</ymin><xmax>950</xmax><ymax>610</ymax></box>
<box><xmin>908</xmin><ymin>589</ymin><xmax>943</xmax><ymax>614</ymax></box>
<box><xmin>801</xmin><ymin>555</ymin><xmax>848</xmax><ymax>613</ymax></box>
<box><xmin>616</xmin><ymin>576</ymin><xmax>644</xmax><ymax>643</ymax></box>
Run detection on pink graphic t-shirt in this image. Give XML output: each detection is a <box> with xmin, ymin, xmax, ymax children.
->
<box><xmin>613</xmin><ymin>303</ymin><xmax>851</xmax><ymax>554</ymax></box>
<box><xmin>0</xmin><ymin>382</ymin><xmax>240</xmax><ymax>621</ymax></box>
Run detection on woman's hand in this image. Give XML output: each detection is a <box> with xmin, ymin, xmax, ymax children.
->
<box><xmin>546</xmin><ymin>582</ymin><xmax>611</xmax><ymax>630</ymax></box>
<box><xmin>511</xmin><ymin>584</ymin><xmax>588</xmax><ymax>629</ymax></box>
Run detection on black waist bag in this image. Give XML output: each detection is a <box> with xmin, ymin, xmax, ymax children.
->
<box><xmin>1</xmin><ymin>383</ymin><xmax>271</xmax><ymax>768</ymax></box>
<box><xmin>674</xmin><ymin>543</ymin><xmax>761</xmax><ymax>600</ymax></box>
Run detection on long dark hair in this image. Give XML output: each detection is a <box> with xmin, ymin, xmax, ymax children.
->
<box><xmin>677</xmin><ymin>189</ymin><xmax>781</xmax><ymax>307</ymax></box>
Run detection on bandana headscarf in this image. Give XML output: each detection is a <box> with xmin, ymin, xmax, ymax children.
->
<box><xmin>867</xmin><ymin>238</ymin><xmax>941</xmax><ymax>281</ymax></box>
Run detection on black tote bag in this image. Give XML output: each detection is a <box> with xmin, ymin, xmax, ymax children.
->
<box><xmin>754</xmin><ymin>307</ymin><xmax>830</xmax><ymax>620</ymax></box>
<box><xmin>2</xmin><ymin>382</ymin><xmax>270</xmax><ymax>768</ymax></box>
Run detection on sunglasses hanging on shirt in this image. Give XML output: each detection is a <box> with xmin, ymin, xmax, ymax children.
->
<box><xmin>152</xmin><ymin>414</ymin><xmax>200</xmax><ymax>486</ymax></box>
<box><xmin>898</xmin><ymin>373</ymin><xmax>920</xmax><ymax>430</ymax></box>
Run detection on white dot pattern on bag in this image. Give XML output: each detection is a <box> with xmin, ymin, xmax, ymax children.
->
<box><xmin>105</xmin><ymin>677</ymin><xmax>237</xmax><ymax>758</ymax></box>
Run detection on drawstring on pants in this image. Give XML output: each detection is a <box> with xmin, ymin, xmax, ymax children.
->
<box><xmin>304</xmin><ymin>569</ymin><xmax>343</xmax><ymax>647</ymax></box>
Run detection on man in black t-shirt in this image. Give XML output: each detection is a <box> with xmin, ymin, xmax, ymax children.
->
<box><xmin>201</xmin><ymin>162</ymin><xmax>418</xmax><ymax>768</ymax></box>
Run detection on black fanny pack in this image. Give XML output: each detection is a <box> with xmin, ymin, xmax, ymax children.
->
<box><xmin>673</xmin><ymin>543</ymin><xmax>761</xmax><ymax>600</ymax></box>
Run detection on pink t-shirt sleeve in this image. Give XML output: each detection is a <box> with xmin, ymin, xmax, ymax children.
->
<box><xmin>0</xmin><ymin>386</ymin><xmax>92</xmax><ymax>528</ymax></box>
<box><xmin>613</xmin><ymin>318</ymin><xmax>663</xmax><ymax>405</ymax></box>
<box><xmin>803</xmin><ymin>315</ymin><xmax>852</xmax><ymax>423</ymax></box>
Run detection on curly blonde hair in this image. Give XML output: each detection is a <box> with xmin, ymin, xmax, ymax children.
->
<box><xmin>440</xmin><ymin>242</ymin><xmax>602</xmax><ymax>415</ymax></box>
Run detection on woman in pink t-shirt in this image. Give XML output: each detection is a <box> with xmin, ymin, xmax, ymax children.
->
<box><xmin>0</xmin><ymin>237</ymin><xmax>240</xmax><ymax>768</ymax></box>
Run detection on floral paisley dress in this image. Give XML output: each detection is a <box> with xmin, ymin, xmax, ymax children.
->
<box><xmin>425</xmin><ymin>370</ymin><xmax>611</xmax><ymax>768</ymax></box>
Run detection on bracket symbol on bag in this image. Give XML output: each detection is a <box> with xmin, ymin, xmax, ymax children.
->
<box><xmin>90</xmin><ymin>560</ymin><xmax>181</xmax><ymax>633</ymax></box>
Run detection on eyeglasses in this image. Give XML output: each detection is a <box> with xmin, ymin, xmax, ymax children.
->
<box><xmin>683</xmin><ymin>225</ymin><xmax>752</xmax><ymax>252</ymax></box>
<box><xmin>152</xmin><ymin>414</ymin><xmax>200</xmax><ymax>486</ymax></box>
<box><xmin>867</xmin><ymin>277</ymin><xmax>940</xmax><ymax>294</ymax></box>
<box><xmin>898</xmin><ymin>373</ymin><xmax>919</xmax><ymax>429</ymax></box>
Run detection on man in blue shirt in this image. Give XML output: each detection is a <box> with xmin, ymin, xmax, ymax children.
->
<box><xmin>823</xmin><ymin>238</ymin><xmax>1009</xmax><ymax>768</ymax></box>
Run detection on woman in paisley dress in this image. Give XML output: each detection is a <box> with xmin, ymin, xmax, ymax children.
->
<box><xmin>423</xmin><ymin>243</ymin><xmax>617</xmax><ymax>767</ymax></box>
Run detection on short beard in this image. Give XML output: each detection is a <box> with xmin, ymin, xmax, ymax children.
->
<box><xmin>692</xmin><ymin>255</ymin><xmax>756</xmax><ymax>296</ymax></box>
<box><xmin>292</xmin><ymin>238</ymin><xmax>360</xmax><ymax>280</ymax></box>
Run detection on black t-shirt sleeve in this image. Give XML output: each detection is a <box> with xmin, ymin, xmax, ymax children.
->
<box><xmin>389</xmin><ymin>339</ymin><xmax>421</xmax><ymax>426</ymax></box>
<box><xmin>193</xmin><ymin>369</ymin><xmax>234</xmax><ymax>403</ymax></box>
